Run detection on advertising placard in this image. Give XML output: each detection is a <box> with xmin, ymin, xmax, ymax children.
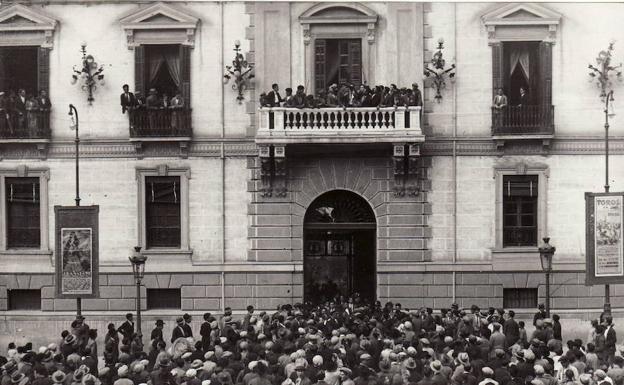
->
<box><xmin>55</xmin><ymin>206</ymin><xmax>99</xmax><ymax>298</ymax></box>
<box><xmin>586</xmin><ymin>193</ymin><xmax>624</xmax><ymax>285</ymax></box>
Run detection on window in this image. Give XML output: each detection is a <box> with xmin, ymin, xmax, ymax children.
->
<box><xmin>493</xmin><ymin>162</ymin><xmax>548</xmax><ymax>251</ymax></box>
<box><xmin>0</xmin><ymin>47</ymin><xmax>39</xmax><ymax>97</ymax></box>
<box><xmin>0</xmin><ymin>167</ymin><xmax>50</xmax><ymax>253</ymax></box>
<box><xmin>147</xmin><ymin>288</ymin><xmax>181</xmax><ymax>310</ymax></box>
<box><xmin>136</xmin><ymin>165</ymin><xmax>190</xmax><ymax>254</ymax></box>
<box><xmin>503</xmin><ymin>175</ymin><xmax>538</xmax><ymax>247</ymax></box>
<box><xmin>5</xmin><ymin>177</ymin><xmax>40</xmax><ymax>248</ymax></box>
<box><xmin>145</xmin><ymin>176</ymin><xmax>181</xmax><ymax>248</ymax></box>
<box><xmin>503</xmin><ymin>288</ymin><xmax>537</xmax><ymax>309</ymax></box>
<box><xmin>8</xmin><ymin>289</ymin><xmax>41</xmax><ymax>310</ymax></box>
<box><xmin>314</xmin><ymin>39</ymin><xmax>362</xmax><ymax>92</ymax></box>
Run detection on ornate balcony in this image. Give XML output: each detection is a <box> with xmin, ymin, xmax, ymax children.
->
<box><xmin>256</xmin><ymin>106</ymin><xmax>423</xmax><ymax>145</ymax></box>
<box><xmin>0</xmin><ymin>110</ymin><xmax>51</xmax><ymax>140</ymax></box>
<box><xmin>128</xmin><ymin>108</ymin><xmax>192</xmax><ymax>158</ymax></box>
<box><xmin>491</xmin><ymin>105</ymin><xmax>554</xmax><ymax>136</ymax></box>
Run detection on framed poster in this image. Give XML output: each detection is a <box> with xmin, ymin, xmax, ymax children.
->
<box><xmin>585</xmin><ymin>192</ymin><xmax>624</xmax><ymax>285</ymax></box>
<box><xmin>55</xmin><ymin>206</ymin><xmax>99</xmax><ymax>298</ymax></box>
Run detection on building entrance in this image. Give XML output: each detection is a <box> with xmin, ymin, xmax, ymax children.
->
<box><xmin>303</xmin><ymin>190</ymin><xmax>376</xmax><ymax>304</ymax></box>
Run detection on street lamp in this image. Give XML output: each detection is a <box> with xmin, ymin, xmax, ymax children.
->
<box><xmin>538</xmin><ymin>237</ymin><xmax>556</xmax><ymax>317</ymax></box>
<box><xmin>129</xmin><ymin>246</ymin><xmax>147</xmax><ymax>338</ymax></box>
<box><xmin>589</xmin><ymin>42</ymin><xmax>622</xmax><ymax>318</ymax></box>
<box><xmin>68</xmin><ymin>104</ymin><xmax>82</xmax><ymax>316</ymax></box>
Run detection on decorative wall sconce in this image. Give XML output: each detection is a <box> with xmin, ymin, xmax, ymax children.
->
<box><xmin>424</xmin><ymin>38</ymin><xmax>456</xmax><ymax>103</ymax></box>
<box><xmin>71</xmin><ymin>43</ymin><xmax>105</xmax><ymax>105</ymax></box>
<box><xmin>589</xmin><ymin>41</ymin><xmax>622</xmax><ymax>102</ymax></box>
<box><xmin>224</xmin><ymin>40</ymin><xmax>254</xmax><ymax>104</ymax></box>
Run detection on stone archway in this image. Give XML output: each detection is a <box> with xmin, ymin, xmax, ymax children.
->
<box><xmin>303</xmin><ymin>189</ymin><xmax>376</xmax><ymax>304</ymax></box>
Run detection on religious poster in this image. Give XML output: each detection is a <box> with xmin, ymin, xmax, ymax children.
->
<box><xmin>586</xmin><ymin>193</ymin><xmax>624</xmax><ymax>285</ymax></box>
<box><xmin>60</xmin><ymin>228</ymin><xmax>93</xmax><ymax>294</ymax></box>
<box><xmin>55</xmin><ymin>206</ymin><xmax>99</xmax><ymax>298</ymax></box>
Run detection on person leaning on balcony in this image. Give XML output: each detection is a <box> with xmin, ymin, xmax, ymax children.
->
<box><xmin>14</xmin><ymin>89</ymin><xmax>27</xmax><ymax>130</ymax></box>
<box><xmin>293</xmin><ymin>85</ymin><xmax>307</xmax><ymax>109</ymax></box>
<box><xmin>411</xmin><ymin>83</ymin><xmax>423</xmax><ymax>107</ymax></box>
<box><xmin>283</xmin><ymin>88</ymin><xmax>294</xmax><ymax>107</ymax></box>
<box><xmin>326</xmin><ymin>84</ymin><xmax>339</xmax><ymax>107</ymax></box>
<box><xmin>119</xmin><ymin>84</ymin><xmax>136</xmax><ymax>114</ymax></box>
<box><xmin>25</xmin><ymin>94</ymin><xmax>39</xmax><ymax>136</ymax></box>
<box><xmin>36</xmin><ymin>90</ymin><xmax>51</xmax><ymax>111</ymax></box>
<box><xmin>170</xmin><ymin>91</ymin><xmax>185</xmax><ymax>131</ymax></box>
<box><xmin>493</xmin><ymin>88</ymin><xmax>508</xmax><ymax>127</ymax></box>
<box><xmin>266</xmin><ymin>83</ymin><xmax>284</xmax><ymax>107</ymax></box>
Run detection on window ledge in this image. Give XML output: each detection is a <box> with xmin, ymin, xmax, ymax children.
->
<box><xmin>0</xmin><ymin>249</ymin><xmax>53</xmax><ymax>256</ymax></box>
<box><xmin>491</xmin><ymin>247</ymin><xmax>541</xmax><ymax>271</ymax></box>
<box><xmin>491</xmin><ymin>247</ymin><xmax>538</xmax><ymax>255</ymax></box>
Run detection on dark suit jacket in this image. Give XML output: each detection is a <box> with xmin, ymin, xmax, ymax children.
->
<box><xmin>36</xmin><ymin>97</ymin><xmax>51</xmax><ymax>110</ymax></box>
<box><xmin>171</xmin><ymin>325</ymin><xmax>187</xmax><ymax>343</ymax></box>
<box><xmin>117</xmin><ymin>320</ymin><xmax>134</xmax><ymax>340</ymax></box>
<box><xmin>266</xmin><ymin>90</ymin><xmax>283</xmax><ymax>107</ymax></box>
<box><xmin>120</xmin><ymin>92</ymin><xmax>137</xmax><ymax>113</ymax></box>
<box><xmin>606</xmin><ymin>326</ymin><xmax>617</xmax><ymax>353</ymax></box>
<box><xmin>503</xmin><ymin>318</ymin><xmax>520</xmax><ymax>347</ymax></box>
<box><xmin>182</xmin><ymin>323</ymin><xmax>193</xmax><ymax>338</ymax></box>
<box><xmin>14</xmin><ymin>96</ymin><xmax>26</xmax><ymax>114</ymax></box>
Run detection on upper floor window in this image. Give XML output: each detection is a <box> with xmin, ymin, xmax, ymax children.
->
<box><xmin>5</xmin><ymin>177</ymin><xmax>40</xmax><ymax>248</ymax></box>
<box><xmin>145</xmin><ymin>176</ymin><xmax>181</xmax><ymax>248</ymax></box>
<box><xmin>0</xmin><ymin>4</ymin><xmax>57</xmax><ymax>140</ymax></box>
<box><xmin>483</xmin><ymin>3</ymin><xmax>561</xmax><ymax>137</ymax></box>
<box><xmin>0</xmin><ymin>167</ymin><xmax>50</xmax><ymax>253</ymax></box>
<box><xmin>314</xmin><ymin>39</ymin><xmax>362</xmax><ymax>92</ymax></box>
<box><xmin>503</xmin><ymin>175</ymin><xmax>538</xmax><ymax>247</ymax></box>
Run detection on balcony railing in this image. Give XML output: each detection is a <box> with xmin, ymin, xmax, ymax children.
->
<box><xmin>257</xmin><ymin>106</ymin><xmax>423</xmax><ymax>144</ymax></box>
<box><xmin>129</xmin><ymin>108</ymin><xmax>192</xmax><ymax>138</ymax></box>
<box><xmin>0</xmin><ymin>109</ymin><xmax>51</xmax><ymax>140</ymax></box>
<box><xmin>491</xmin><ymin>105</ymin><xmax>554</xmax><ymax>136</ymax></box>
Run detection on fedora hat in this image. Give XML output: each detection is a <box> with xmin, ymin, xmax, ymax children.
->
<box><xmin>430</xmin><ymin>360</ymin><xmax>442</xmax><ymax>373</ymax></box>
<box><xmin>11</xmin><ymin>373</ymin><xmax>25</xmax><ymax>384</ymax></box>
<box><xmin>52</xmin><ymin>371</ymin><xmax>66</xmax><ymax>384</ymax></box>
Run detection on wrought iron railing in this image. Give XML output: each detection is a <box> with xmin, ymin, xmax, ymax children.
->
<box><xmin>0</xmin><ymin>109</ymin><xmax>51</xmax><ymax>139</ymax></box>
<box><xmin>491</xmin><ymin>105</ymin><xmax>554</xmax><ymax>135</ymax></box>
<box><xmin>129</xmin><ymin>108</ymin><xmax>192</xmax><ymax>138</ymax></box>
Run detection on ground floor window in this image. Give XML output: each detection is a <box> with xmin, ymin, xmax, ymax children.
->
<box><xmin>503</xmin><ymin>288</ymin><xmax>537</xmax><ymax>309</ymax></box>
<box><xmin>5</xmin><ymin>177</ymin><xmax>40</xmax><ymax>248</ymax></box>
<box><xmin>147</xmin><ymin>288</ymin><xmax>181</xmax><ymax>310</ymax></box>
<box><xmin>503</xmin><ymin>175</ymin><xmax>538</xmax><ymax>247</ymax></box>
<box><xmin>8</xmin><ymin>289</ymin><xmax>41</xmax><ymax>310</ymax></box>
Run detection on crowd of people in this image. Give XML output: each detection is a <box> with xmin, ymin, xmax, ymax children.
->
<box><xmin>0</xmin><ymin>89</ymin><xmax>52</xmax><ymax>135</ymax></box>
<box><xmin>120</xmin><ymin>85</ymin><xmax>187</xmax><ymax>131</ymax></box>
<box><xmin>0</xmin><ymin>300</ymin><xmax>621</xmax><ymax>385</ymax></box>
<box><xmin>259</xmin><ymin>83</ymin><xmax>423</xmax><ymax>109</ymax></box>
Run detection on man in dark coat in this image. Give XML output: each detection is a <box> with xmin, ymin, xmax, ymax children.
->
<box><xmin>171</xmin><ymin>317</ymin><xmax>187</xmax><ymax>343</ymax></box>
<box><xmin>182</xmin><ymin>313</ymin><xmax>193</xmax><ymax>338</ymax></box>
<box><xmin>150</xmin><ymin>319</ymin><xmax>164</xmax><ymax>343</ymax></box>
<box><xmin>605</xmin><ymin>315</ymin><xmax>617</xmax><ymax>364</ymax></box>
<box><xmin>504</xmin><ymin>310</ymin><xmax>520</xmax><ymax>347</ymax></box>
<box><xmin>533</xmin><ymin>304</ymin><xmax>547</xmax><ymax>326</ymax></box>
<box><xmin>117</xmin><ymin>313</ymin><xmax>135</xmax><ymax>342</ymax></box>
<box><xmin>266</xmin><ymin>84</ymin><xmax>283</xmax><ymax>107</ymax></box>
<box><xmin>36</xmin><ymin>90</ymin><xmax>52</xmax><ymax>110</ymax></box>
<box><xmin>120</xmin><ymin>84</ymin><xmax>136</xmax><ymax>114</ymax></box>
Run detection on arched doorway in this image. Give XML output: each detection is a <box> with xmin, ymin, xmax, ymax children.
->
<box><xmin>303</xmin><ymin>190</ymin><xmax>376</xmax><ymax>304</ymax></box>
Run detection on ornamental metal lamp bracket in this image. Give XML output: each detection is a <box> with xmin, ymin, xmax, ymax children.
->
<box><xmin>70</xmin><ymin>43</ymin><xmax>105</xmax><ymax>105</ymax></box>
<box><xmin>424</xmin><ymin>38</ymin><xmax>456</xmax><ymax>103</ymax></box>
<box><xmin>224</xmin><ymin>40</ymin><xmax>255</xmax><ymax>104</ymax></box>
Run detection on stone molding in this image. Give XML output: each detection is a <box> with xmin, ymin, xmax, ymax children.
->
<box><xmin>0</xmin><ymin>4</ymin><xmax>58</xmax><ymax>48</ymax></box>
<box><xmin>1</xmin><ymin>137</ymin><xmax>624</xmax><ymax>159</ymax></box>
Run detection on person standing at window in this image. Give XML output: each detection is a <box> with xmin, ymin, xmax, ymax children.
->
<box><xmin>493</xmin><ymin>88</ymin><xmax>508</xmax><ymax>127</ymax></box>
<box><xmin>25</xmin><ymin>94</ymin><xmax>39</xmax><ymax>137</ymax></box>
<box><xmin>120</xmin><ymin>84</ymin><xmax>136</xmax><ymax>114</ymax></box>
<box><xmin>518</xmin><ymin>87</ymin><xmax>528</xmax><ymax>106</ymax></box>
<box><xmin>14</xmin><ymin>89</ymin><xmax>27</xmax><ymax>131</ymax></box>
<box><xmin>266</xmin><ymin>83</ymin><xmax>283</xmax><ymax>107</ymax></box>
<box><xmin>170</xmin><ymin>91</ymin><xmax>185</xmax><ymax>133</ymax></box>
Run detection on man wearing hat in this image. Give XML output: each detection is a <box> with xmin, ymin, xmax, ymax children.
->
<box><xmin>430</xmin><ymin>361</ymin><xmax>447</xmax><ymax>385</ymax></box>
<box><xmin>150</xmin><ymin>358</ymin><xmax>174</xmax><ymax>385</ymax></box>
<box><xmin>182</xmin><ymin>314</ymin><xmax>193</xmax><ymax>338</ymax></box>
<box><xmin>533</xmin><ymin>304</ymin><xmax>547</xmax><ymax>327</ymax></box>
<box><xmin>151</xmin><ymin>320</ymin><xmax>164</xmax><ymax>343</ymax></box>
<box><xmin>200</xmin><ymin>313</ymin><xmax>212</xmax><ymax>351</ymax></box>
<box><xmin>171</xmin><ymin>317</ymin><xmax>188</xmax><ymax>343</ymax></box>
<box><xmin>479</xmin><ymin>368</ymin><xmax>498</xmax><ymax>385</ymax></box>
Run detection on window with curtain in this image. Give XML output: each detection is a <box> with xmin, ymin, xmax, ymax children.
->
<box><xmin>145</xmin><ymin>44</ymin><xmax>181</xmax><ymax>98</ymax></box>
<box><xmin>503</xmin><ymin>288</ymin><xmax>537</xmax><ymax>309</ymax></box>
<box><xmin>145</xmin><ymin>176</ymin><xmax>181</xmax><ymax>248</ymax></box>
<box><xmin>5</xmin><ymin>177</ymin><xmax>40</xmax><ymax>248</ymax></box>
<box><xmin>502</xmin><ymin>42</ymin><xmax>540</xmax><ymax>106</ymax></box>
<box><xmin>503</xmin><ymin>175</ymin><xmax>538</xmax><ymax>247</ymax></box>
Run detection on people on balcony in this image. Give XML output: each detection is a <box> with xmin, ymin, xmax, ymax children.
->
<box><xmin>260</xmin><ymin>82</ymin><xmax>424</xmax><ymax>110</ymax></box>
<box><xmin>518</xmin><ymin>87</ymin><xmax>528</xmax><ymax>107</ymax></box>
<box><xmin>25</xmin><ymin>95</ymin><xmax>39</xmax><ymax>137</ymax></box>
<box><xmin>492</xmin><ymin>88</ymin><xmax>508</xmax><ymax>128</ymax></box>
<box><xmin>120</xmin><ymin>84</ymin><xmax>136</xmax><ymax>114</ymax></box>
<box><xmin>36</xmin><ymin>90</ymin><xmax>52</xmax><ymax>111</ymax></box>
<box><xmin>0</xmin><ymin>88</ymin><xmax>51</xmax><ymax>137</ymax></box>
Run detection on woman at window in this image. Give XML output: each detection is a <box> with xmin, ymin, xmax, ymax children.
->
<box><xmin>170</xmin><ymin>91</ymin><xmax>185</xmax><ymax>133</ymax></box>
<box><xmin>25</xmin><ymin>94</ymin><xmax>39</xmax><ymax>137</ymax></box>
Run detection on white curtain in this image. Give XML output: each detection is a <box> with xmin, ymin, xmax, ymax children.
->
<box><xmin>163</xmin><ymin>49</ymin><xmax>181</xmax><ymax>88</ymax></box>
<box><xmin>148</xmin><ymin>54</ymin><xmax>164</xmax><ymax>84</ymax></box>
<box><xmin>510</xmin><ymin>46</ymin><xmax>530</xmax><ymax>80</ymax></box>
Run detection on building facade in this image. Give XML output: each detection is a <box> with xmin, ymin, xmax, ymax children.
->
<box><xmin>0</xmin><ymin>1</ymin><xmax>624</xmax><ymax>340</ymax></box>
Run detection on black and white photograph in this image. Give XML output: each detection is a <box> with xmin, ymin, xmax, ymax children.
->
<box><xmin>1</xmin><ymin>2</ymin><xmax>624</xmax><ymax>385</ymax></box>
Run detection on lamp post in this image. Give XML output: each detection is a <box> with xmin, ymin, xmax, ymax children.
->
<box><xmin>129</xmin><ymin>246</ymin><xmax>147</xmax><ymax>338</ymax></box>
<box><xmin>589</xmin><ymin>42</ymin><xmax>622</xmax><ymax>318</ymax></box>
<box><xmin>68</xmin><ymin>104</ymin><xmax>81</xmax><ymax>316</ymax></box>
<box><xmin>538</xmin><ymin>237</ymin><xmax>556</xmax><ymax>317</ymax></box>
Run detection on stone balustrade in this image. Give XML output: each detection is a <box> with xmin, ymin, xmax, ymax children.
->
<box><xmin>257</xmin><ymin>106</ymin><xmax>423</xmax><ymax>144</ymax></box>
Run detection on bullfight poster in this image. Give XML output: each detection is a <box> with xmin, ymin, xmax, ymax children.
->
<box><xmin>586</xmin><ymin>192</ymin><xmax>624</xmax><ymax>285</ymax></box>
<box><xmin>54</xmin><ymin>206</ymin><xmax>99</xmax><ymax>298</ymax></box>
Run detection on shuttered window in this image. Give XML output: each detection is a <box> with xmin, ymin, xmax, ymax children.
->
<box><xmin>145</xmin><ymin>176</ymin><xmax>181</xmax><ymax>248</ymax></box>
<box><xmin>503</xmin><ymin>175</ymin><xmax>538</xmax><ymax>247</ymax></box>
<box><xmin>6</xmin><ymin>177</ymin><xmax>40</xmax><ymax>248</ymax></box>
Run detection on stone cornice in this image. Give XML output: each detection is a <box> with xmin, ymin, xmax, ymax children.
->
<box><xmin>1</xmin><ymin>137</ymin><xmax>624</xmax><ymax>159</ymax></box>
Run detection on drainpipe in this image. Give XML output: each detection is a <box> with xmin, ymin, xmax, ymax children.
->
<box><xmin>451</xmin><ymin>3</ymin><xmax>458</xmax><ymax>303</ymax></box>
<box><xmin>220</xmin><ymin>1</ymin><xmax>226</xmax><ymax>312</ymax></box>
